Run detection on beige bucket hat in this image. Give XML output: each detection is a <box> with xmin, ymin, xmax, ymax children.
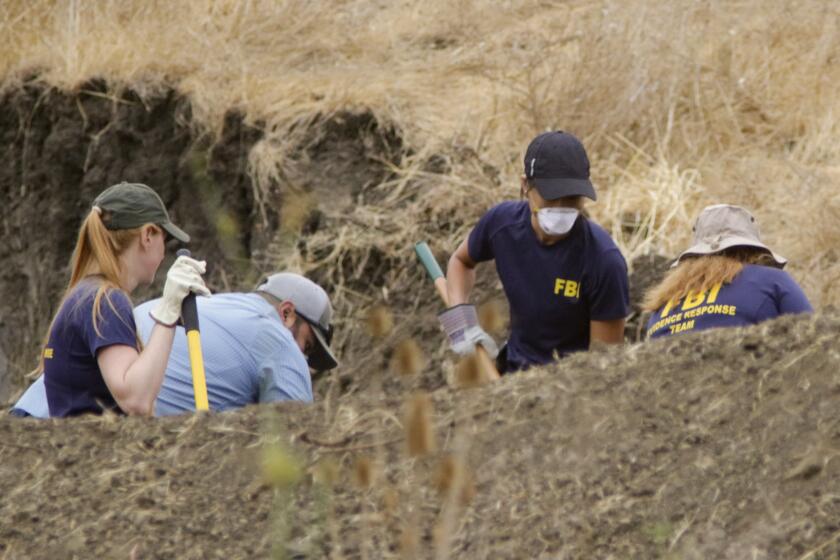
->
<box><xmin>673</xmin><ymin>204</ymin><xmax>787</xmax><ymax>268</ymax></box>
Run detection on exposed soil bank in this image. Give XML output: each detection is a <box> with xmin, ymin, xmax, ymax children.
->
<box><xmin>0</xmin><ymin>80</ymin><xmax>668</xmax><ymax>406</ymax></box>
<box><xmin>0</xmin><ymin>81</ymin><xmax>274</xmax><ymax>401</ymax></box>
<box><xmin>0</xmin><ymin>81</ymin><xmax>409</xmax><ymax>402</ymax></box>
<box><xmin>1</xmin><ymin>312</ymin><xmax>837</xmax><ymax>559</ymax></box>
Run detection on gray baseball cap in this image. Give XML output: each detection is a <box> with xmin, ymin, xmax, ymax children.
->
<box><xmin>673</xmin><ymin>204</ymin><xmax>787</xmax><ymax>268</ymax></box>
<box><xmin>94</xmin><ymin>182</ymin><xmax>190</xmax><ymax>242</ymax></box>
<box><xmin>256</xmin><ymin>273</ymin><xmax>338</xmax><ymax>371</ymax></box>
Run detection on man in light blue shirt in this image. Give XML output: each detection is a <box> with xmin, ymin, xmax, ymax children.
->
<box><xmin>10</xmin><ymin>273</ymin><xmax>338</xmax><ymax>417</ymax></box>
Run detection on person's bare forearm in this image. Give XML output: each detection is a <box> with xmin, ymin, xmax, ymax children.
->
<box><xmin>446</xmin><ymin>239</ymin><xmax>478</xmax><ymax>306</ymax></box>
<box><xmin>589</xmin><ymin>318</ymin><xmax>625</xmax><ymax>351</ymax></box>
<box><xmin>120</xmin><ymin>323</ymin><xmax>175</xmax><ymax>414</ymax></box>
<box><xmin>447</xmin><ymin>254</ymin><xmax>476</xmax><ymax>306</ymax></box>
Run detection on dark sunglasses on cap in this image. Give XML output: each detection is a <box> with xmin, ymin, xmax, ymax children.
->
<box><xmin>296</xmin><ymin>310</ymin><xmax>334</xmax><ymax>345</ymax></box>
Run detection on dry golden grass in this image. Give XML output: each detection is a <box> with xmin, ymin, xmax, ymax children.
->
<box><xmin>1</xmin><ymin>0</ymin><xmax>838</xmax><ymax>309</ymax></box>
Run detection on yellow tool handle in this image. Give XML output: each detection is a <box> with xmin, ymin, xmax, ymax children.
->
<box><xmin>186</xmin><ymin>329</ymin><xmax>209</xmax><ymax>411</ymax></box>
<box><xmin>177</xmin><ymin>249</ymin><xmax>210</xmax><ymax>412</ymax></box>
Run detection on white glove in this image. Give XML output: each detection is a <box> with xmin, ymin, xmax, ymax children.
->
<box><xmin>437</xmin><ymin>304</ymin><xmax>499</xmax><ymax>359</ymax></box>
<box><xmin>150</xmin><ymin>256</ymin><xmax>211</xmax><ymax>326</ymax></box>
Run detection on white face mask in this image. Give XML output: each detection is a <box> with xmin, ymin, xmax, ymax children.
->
<box><xmin>535</xmin><ymin>207</ymin><xmax>579</xmax><ymax>236</ymax></box>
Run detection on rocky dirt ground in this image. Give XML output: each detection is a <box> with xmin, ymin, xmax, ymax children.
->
<box><xmin>3</xmin><ymin>311</ymin><xmax>839</xmax><ymax>559</ymax></box>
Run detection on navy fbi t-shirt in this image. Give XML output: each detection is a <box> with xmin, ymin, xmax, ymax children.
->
<box><xmin>646</xmin><ymin>264</ymin><xmax>812</xmax><ymax>339</ymax></box>
<box><xmin>44</xmin><ymin>279</ymin><xmax>138</xmax><ymax>417</ymax></box>
<box><xmin>468</xmin><ymin>201</ymin><xmax>630</xmax><ymax>372</ymax></box>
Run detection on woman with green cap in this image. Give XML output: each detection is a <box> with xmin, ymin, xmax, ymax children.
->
<box><xmin>36</xmin><ymin>182</ymin><xmax>209</xmax><ymax>417</ymax></box>
<box><xmin>643</xmin><ymin>204</ymin><xmax>812</xmax><ymax>338</ymax></box>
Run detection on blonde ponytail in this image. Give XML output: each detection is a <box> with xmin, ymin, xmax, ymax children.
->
<box><xmin>642</xmin><ymin>248</ymin><xmax>779</xmax><ymax>312</ymax></box>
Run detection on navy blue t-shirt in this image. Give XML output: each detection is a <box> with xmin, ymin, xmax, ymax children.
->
<box><xmin>646</xmin><ymin>264</ymin><xmax>812</xmax><ymax>339</ymax></box>
<box><xmin>468</xmin><ymin>201</ymin><xmax>630</xmax><ymax>371</ymax></box>
<box><xmin>43</xmin><ymin>279</ymin><xmax>138</xmax><ymax>417</ymax></box>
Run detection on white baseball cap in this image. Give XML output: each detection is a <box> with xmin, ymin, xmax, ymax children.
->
<box><xmin>673</xmin><ymin>204</ymin><xmax>787</xmax><ymax>268</ymax></box>
<box><xmin>256</xmin><ymin>273</ymin><xmax>338</xmax><ymax>371</ymax></box>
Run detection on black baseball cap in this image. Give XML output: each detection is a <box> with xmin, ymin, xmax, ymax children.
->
<box><xmin>523</xmin><ymin>131</ymin><xmax>596</xmax><ymax>201</ymax></box>
<box><xmin>93</xmin><ymin>182</ymin><xmax>190</xmax><ymax>242</ymax></box>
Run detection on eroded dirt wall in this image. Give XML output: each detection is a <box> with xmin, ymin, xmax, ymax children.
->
<box><xmin>0</xmin><ymin>80</ymin><xmax>275</xmax><ymax>401</ymax></box>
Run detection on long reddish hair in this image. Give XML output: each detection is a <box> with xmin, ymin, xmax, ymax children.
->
<box><xmin>33</xmin><ymin>208</ymin><xmax>151</xmax><ymax>373</ymax></box>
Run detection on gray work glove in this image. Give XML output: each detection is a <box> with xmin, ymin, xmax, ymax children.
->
<box><xmin>437</xmin><ymin>304</ymin><xmax>499</xmax><ymax>358</ymax></box>
<box><xmin>150</xmin><ymin>255</ymin><xmax>211</xmax><ymax>326</ymax></box>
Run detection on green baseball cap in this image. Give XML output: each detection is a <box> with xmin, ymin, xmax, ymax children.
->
<box><xmin>93</xmin><ymin>182</ymin><xmax>190</xmax><ymax>243</ymax></box>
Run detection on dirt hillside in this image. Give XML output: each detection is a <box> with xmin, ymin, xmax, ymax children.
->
<box><xmin>2</xmin><ymin>312</ymin><xmax>839</xmax><ymax>559</ymax></box>
<box><xmin>0</xmin><ymin>82</ymin><xmax>272</xmax><ymax>400</ymax></box>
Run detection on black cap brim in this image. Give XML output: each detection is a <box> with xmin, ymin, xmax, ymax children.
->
<box><xmin>533</xmin><ymin>177</ymin><xmax>597</xmax><ymax>201</ymax></box>
<box><xmin>160</xmin><ymin>221</ymin><xmax>191</xmax><ymax>243</ymax></box>
<box><xmin>306</xmin><ymin>322</ymin><xmax>338</xmax><ymax>371</ymax></box>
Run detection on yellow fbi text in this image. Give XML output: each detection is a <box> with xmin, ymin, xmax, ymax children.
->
<box><xmin>659</xmin><ymin>283</ymin><xmax>722</xmax><ymax>317</ymax></box>
<box><xmin>43</xmin><ymin>348</ymin><xmax>54</xmax><ymax>359</ymax></box>
<box><xmin>554</xmin><ymin>278</ymin><xmax>580</xmax><ymax>299</ymax></box>
<box><xmin>648</xmin><ymin>283</ymin><xmax>738</xmax><ymax>335</ymax></box>
<box><xmin>669</xmin><ymin>320</ymin><xmax>695</xmax><ymax>334</ymax></box>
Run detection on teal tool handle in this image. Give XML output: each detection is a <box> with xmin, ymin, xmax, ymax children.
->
<box><xmin>415</xmin><ymin>242</ymin><xmax>444</xmax><ymax>281</ymax></box>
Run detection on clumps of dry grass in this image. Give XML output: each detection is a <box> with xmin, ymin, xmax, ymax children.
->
<box><xmin>595</xmin><ymin>139</ymin><xmax>705</xmax><ymax>263</ymax></box>
<box><xmin>2</xmin><ymin>0</ymin><xmax>840</xmax><ymax>316</ymax></box>
<box><xmin>405</xmin><ymin>392</ymin><xmax>436</xmax><ymax>457</ymax></box>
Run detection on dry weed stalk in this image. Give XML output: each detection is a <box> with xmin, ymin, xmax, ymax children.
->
<box><xmin>365</xmin><ymin>305</ymin><xmax>394</xmax><ymax>339</ymax></box>
<box><xmin>352</xmin><ymin>455</ymin><xmax>376</xmax><ymax>490</ymax></box>
<box><xmin>477</xmin><ymin>300</ymin><xmax>505</xmax><ymax>335</ymax></box>
<box><xmin>405</xmin><ymin>392</ymin><xmax>436</xmax><ymax>457</ymax></box>
<box><xmin>390</xmin><ymin>338</ymin><xmax>425</xmax><ymax>376</ymax></box>
<box><xmin>382</xmin><ymin>485</ymin><xmax>400</xmax><ymax>516</ymax></box>
<box><xmin>432</xmin><ymin>433</ymin><xmax>473</xmax><ymax>560</ymax></box>
<box><xmin>261</xmin><ymin>444</ymin><xmax>302</xmax><ymax>489</ymax></box>
<box><xmin>311</xmin><ymin>458</ymin><xmax>342</xmax><ymax>560</ymax></box>
<box><xmin>433</xmin><ymin>455</ymin><xmax>476</xmax><ymax>507</ymax></box>
<box><xmin>258</xmin><ymin>432</ymin><xmax>303</xmax><ymax>560</ymax></box>
<box><xmin>454</xmin><ymin>353</ymin><xmax>496</xmax><ymax>389</ymax></box>
<box><xmin>350</xmin><ymin>454</ymin><xmax>378</xmax><ymax>560</ymax></box>
<box><xmin>398</xmin><ymin>523</ymin><xmax>420</xmax><ymax>559</ymax></box>
<box><xmin>313</xmin><ymin>458</ymin><xmax>339</xmax><ymax>488</ymax></box>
